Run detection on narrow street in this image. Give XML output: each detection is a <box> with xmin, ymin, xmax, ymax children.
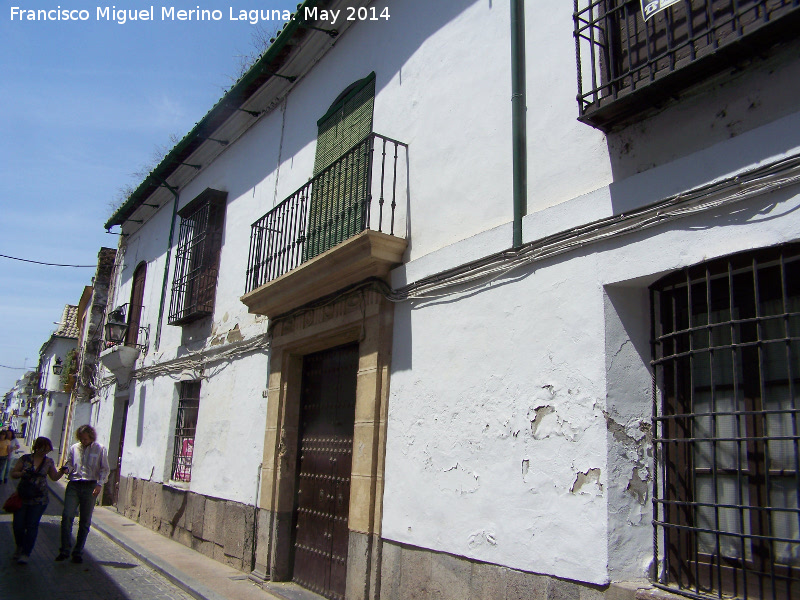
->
<box><xmin>0</xmin><ymin>481</ymin><xmax>195</xmax><ymax>600</ymax></box>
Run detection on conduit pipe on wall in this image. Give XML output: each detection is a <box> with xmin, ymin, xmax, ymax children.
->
<box><xmin>154</xmin><ymin>180</ymin><xmax>180</xmax><ymax>352</ymax></box>
<box><xmin>510</xmin><ymin>0</ymin><xmax>528</xmax><ymax>248</ymax></box>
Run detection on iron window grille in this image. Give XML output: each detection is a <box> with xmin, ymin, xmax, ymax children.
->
<box><xmin>574</xmin><ymin>0</ymin><xmax>800</xmax><ymax>130</ymax></box>
<box><xmin>651</xmin><ymin>243</ymin><xmax>800</xmax><ymax>600</ymax></box>
<box><xmin>169</xmin><ymin>189</ymin><xmax>227</xmax><ymax>325</ymax></box>
<box><xmin>171</xmin><ymin>380</ymin><xmax>200</xmax><ymax>483</ymax></box>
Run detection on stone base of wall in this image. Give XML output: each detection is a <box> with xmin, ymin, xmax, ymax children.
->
<box><xmin>378</xmin><ymin>541</ymin><xmax>681</xmax><ymax>600</ymax></box>
<box><xmin>117</xmin><ymin>475</ymin><xmax>255</xmax><ymax>572</ymax></box>
<box><xmin>116</xmin><ymin>476</ymin><xmax>682</xmax><ymax>600</ymax></box>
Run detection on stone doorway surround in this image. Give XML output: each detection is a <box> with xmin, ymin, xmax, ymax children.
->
<box><xmin>251</xmin><ymin>286</ymin><xmax>394</xmax><ymax>600</ymax></box>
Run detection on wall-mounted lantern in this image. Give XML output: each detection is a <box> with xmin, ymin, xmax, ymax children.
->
<box><xmin>105</xmin><ymin>306</ymin><xmax>128</xmax><ymax>345</ymax></box>
<box><xmin>52</xmin><ymin>357</ymin><xmax>63</xmax><ymax>375</ymax></box>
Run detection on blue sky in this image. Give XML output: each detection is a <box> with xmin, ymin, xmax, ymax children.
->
<box><xmin>0</xmin><ymin>0</ymin><xmax>298</xmax><ymax>393</ymax></box>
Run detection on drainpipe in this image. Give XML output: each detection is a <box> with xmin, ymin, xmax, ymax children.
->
<box><xmin>510</xmin><ymin>0</ymin><xmax>528</xmax><ymax>248</ymax></box>
<box><xmin>154</xmin><ymin>180</ymin><xmax>180</xmax><ymax>351</ymax></box>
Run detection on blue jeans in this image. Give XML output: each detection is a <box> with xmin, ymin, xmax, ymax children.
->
<box><xmin>0</xmin><ymin>456</ymin><xmax>8</xmax><ymax>482</ymax></box>
<box><xmin>13</xmin><ymin>502</ymin><xmax>48</xmax><ymax>556</ymax></box>
<box><xmin>60</xmin><ymin>481</ymin><xmax>97</xmax><ymax>557</ymax></box>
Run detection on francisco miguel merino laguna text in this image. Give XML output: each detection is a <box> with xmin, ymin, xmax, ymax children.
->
<box><xmin>10</xmin><ymin>5</ymin><xmax>390</xmax><ymax>24</ymax></box>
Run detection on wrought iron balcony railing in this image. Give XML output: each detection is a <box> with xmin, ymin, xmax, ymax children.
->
<box><xmin>574</xmin><ymin>0</ymin><xmax>800</xmax><ymax>130</ymax></box>
<box><xmin>245</xmin><ymin>133</ymin><xmax>408</xmax><ymax>293</ymax></box>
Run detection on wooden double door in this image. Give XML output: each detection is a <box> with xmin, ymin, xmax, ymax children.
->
<box><xmin>292</xmin><ymin>343</ymin><xmax>359</xmax><ymax>600</ymax></box>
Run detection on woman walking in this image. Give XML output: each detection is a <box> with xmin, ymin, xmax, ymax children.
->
<box><xmin>0</xmin><ymin>430</ymin><xmax>10</xmax><ymax>485</ymax></box>
<box><xmin>10</xmin><ymin>436</ymin><xmax>66</xmax><ymax>564</ymax></box>
<box><xmin>4</xmin><ymin>430</ymin><xmax>21</xmax><ymax>483</ymax></box>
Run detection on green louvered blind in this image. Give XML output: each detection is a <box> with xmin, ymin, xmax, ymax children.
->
<box><xmin>305</xmin><ymin>73</ymin><xmax>376</xmax><ymax>260</ymax></box>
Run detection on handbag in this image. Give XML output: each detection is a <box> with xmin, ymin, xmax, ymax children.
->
<box><xmin>3</xmin><ymin>491</ymin><xmax>22</xmax><ymax>513</ymax></box>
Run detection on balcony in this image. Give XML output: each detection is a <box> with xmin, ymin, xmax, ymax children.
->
<box><xmin>242</xmin><ymin>133</ymin><xmax>408</xmax><ymax>318</ymax></box>
<box><xmin>574</xmin><ymin>0</ymin><xmax>800</xmax><ymax>131</ymax></box>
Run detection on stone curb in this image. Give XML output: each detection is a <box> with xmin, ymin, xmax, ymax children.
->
<box><xmin>48</xmin><ymin>478</ymin><xmax>228</xmax><ymax>600</ymax></box>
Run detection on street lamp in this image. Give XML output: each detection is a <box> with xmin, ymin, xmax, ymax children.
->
<box><xmin>52</xmin><ymin>357</ymin><xmax>63</xmax><ymax>375</ymax></box>
<box><xmin>105</xmin><ymin>307</ymin><xmax>129</xmax><ymax>345</ymax></box>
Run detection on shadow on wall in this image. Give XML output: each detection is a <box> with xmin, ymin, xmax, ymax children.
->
<box><xmin>272</xmin><ymin>0</ymin><xmax>483</xmax><ymax>197</ymax></box>
<box><xmin>205</xmin><ymin>0</ymin><xmax>487</xmax><ymax>217</ymax></box>
<box><xmin>604</xmin><ymin>38</ymin><xmax>800</xmax><ymax>217</ymax></box>
<box><xmin>136</xmin><ymin>384</ymin><xmax>146</xmax><ymax>447</ymax></box>
<box><xmin>603</xmin><ymin>283</ymin><xmax>655</xmax><ymax>581</ymax></box>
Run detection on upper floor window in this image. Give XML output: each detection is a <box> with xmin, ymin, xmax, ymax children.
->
<box><xmin>651</xmin><ymin>243</ymin><xmax>800</xmax><ymax>600</ymax></box>
<box><xmin>575</xmin><ymin>0</ymin><xmax>800</xmax><ymax>130</ymax></box>
<box><xmin>168</xmin><ymin>189</ymin><xmax>227</xmax><ymax>325</ymax></box>
<box><xmin>126</xmin><ymin>262</ymin><xmax>146</xmax><ymax>348</ymax></box>
<box><xmin>305</xmin><ymin>72</ymin><xmax>376</xmax><ymax>260</ymax></box>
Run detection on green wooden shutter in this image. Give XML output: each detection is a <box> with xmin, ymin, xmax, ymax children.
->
<box><xmin>305</xmin><ymin>73</ymin><xmax>376</xmax><ymax>260</ymax></box>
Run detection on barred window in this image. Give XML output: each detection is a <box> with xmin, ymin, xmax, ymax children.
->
<box><xmin>575</xmin><ymin>0</ymin><xmax>800</xmax><ymax>129</ymax></box>
<box><xmin>171</xmin><ymin>381</ymin><xmax>200</xmax><ymax>482</ymax></box>
<box><xmin>169</xmin><ymin>189</ymin><xmax>226</xmax><ymax>325</ymax></box>
<box><xmin>651</xmin><ymin>244</ymin><xmax>800</xmax><ymax>600</ymax></box>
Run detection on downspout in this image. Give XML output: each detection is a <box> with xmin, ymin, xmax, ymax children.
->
<box><xmin>154</xmin><ymin>180</ymin><xmax>180</xmax><ymax>351</ymax></box>
<box><xmin>510</xmin><ymin>0</ymin><xmax>528</xmax><ymax>248</ymax></box>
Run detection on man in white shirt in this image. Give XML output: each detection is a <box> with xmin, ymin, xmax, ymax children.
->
<box><xmin>55</xmin><ymin>424</ymin><xmax>110</xmax><ymax>563</ymax></box>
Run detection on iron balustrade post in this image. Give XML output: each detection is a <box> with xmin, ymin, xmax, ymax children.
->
<box><xmin>378</xmin><ymin>137</ymin><xmax>387</xmax><ymax>232</ymax></box>
<box><xmin>391</xmin><ymin>140</ymin><xmax>399</xmax><ymax>236</ymax></box>
<box><xmin>364</xmin><ymin>135</ymin><xmax>375</xmax><ymax>231</ymax></box>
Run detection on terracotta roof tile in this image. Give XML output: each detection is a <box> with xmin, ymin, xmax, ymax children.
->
<box><xmin>54</xmin><ymin>304</ymin><xmax>79</xmax><ymax>339</ymax></box>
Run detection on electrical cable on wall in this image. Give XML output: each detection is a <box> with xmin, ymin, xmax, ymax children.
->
<box><xmin>384</xmin><ymin>152</ymin><xmax>800</xmax><ymax>304</ymax></box>
<box><xmin>98</xmin><ymin>152</ymin><xmax>800</xmax><ymax>390</ymax></box>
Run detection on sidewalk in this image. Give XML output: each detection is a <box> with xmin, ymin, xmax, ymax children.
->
<box><xmin>45</xmin><ymin>477</ymin><xmax>310</xmax><ymax>600</ymax></box>
<box><xmin>2</xmin><ymin>444</ymin><xmax>321</xmax><ymax>600</ymax></box>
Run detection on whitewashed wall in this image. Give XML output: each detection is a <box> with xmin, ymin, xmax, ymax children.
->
<box><xmin>384</xmin><ymin>29</ymin><xmax>800</xmax><ymax>583</ymax></box>
<box><xmin>35</xmin><ymin>338</ymin><xmax>76</xmax><ymax>450</ymax></box>
<box><xmin>94</xmin><ymin>0</ymin><xmax>800</xmax><ymax>586</ymax></box>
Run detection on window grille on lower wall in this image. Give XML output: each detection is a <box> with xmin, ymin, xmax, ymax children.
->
<box><xmin>171</xmin><ymin>380</ymin><xmax>200</xmax><ymax>482</ymax></box>
<box><xmin>651</xmin><ymin>243</ymin><xmax>800</xmax><ymax>600</ymax></box>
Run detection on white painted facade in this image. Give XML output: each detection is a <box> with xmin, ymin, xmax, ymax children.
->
<box><xmin>94</xmin><ymin>0</ymin><xmax>800</xmax><ymax>596</ymax></box>
<box><xmin>2</xmin><ymin>373</ymin><xmax>35</xmax><ymax>437</ymax></box>
<box><xmin>35</xmin><ymin>336</ymin><xmax>77</xmax><ymax>451</ymax></box>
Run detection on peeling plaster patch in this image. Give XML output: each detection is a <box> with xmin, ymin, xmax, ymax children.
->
<box><xmin>529</xmin><ymin>404</ymin><xmax>580</xmax><ymax>441</ymax></box>
<box><xmin>626</xmin><ymin>469</ymin><xmax>648</xmax><ymax>505</ymax></box>
<box><xmin>468</xmin><ymin>529</ymin><xmax>497</xmax><ymax>550</ymax></box>
<box><xmin>530</xmin><ymin>405</ymin><xmax>555</xmax><ymax>438</ymax></box>
<box><xmin>571</xmin><ymin>468</ymin><xmax>603</xmax><ymax>496</ymax></box>
<box><xmin>604</xmin><ymin>411</ymin><xmax>644</xmax><ymax>446</ymax></box>
<box><xmin>439</xmin><ymin>462</ymin><xmax>480</xmax><ymax>495</ymax></box>
<box><xmin>604</xmin><ymin>411</ymin><xmax>652</xmax><ymax>468</ymax></box>
<box><xmin>226</xmin><ymin>324</ymin><xmax>243</xmax><ymax>343</ymax></box>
